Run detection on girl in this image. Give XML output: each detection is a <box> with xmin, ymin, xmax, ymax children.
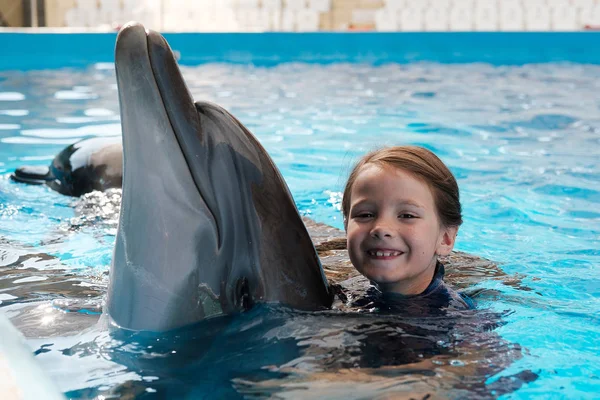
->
<box><xmin>342</xmin><ymin>146</ymin><xmax>473</xmax><ymax>311</ymax></box>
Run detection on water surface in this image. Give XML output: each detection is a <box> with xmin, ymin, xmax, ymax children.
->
<box><xmin>1</xmin><ymin>62</ymin><xmax>599</xmax><ymax>398</ymax></box>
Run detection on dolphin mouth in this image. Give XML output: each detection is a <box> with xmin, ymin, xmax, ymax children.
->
<box><xmin>11</xmin><ymin>166</ymin><xmax>53</xmax><ymax>185</ymax></box>
<box><xmin>11</xmin><ymin>165</ymin><xmax>72</xmax><ymax>195</ymax></box>
<box><xmin>115</xmin><ymin>22</ymin><xmax>221</xmax><ymax>240</ymax></box>
<box><xmin>11</xmin><ymin>162</ymin><xmax>74</xmax><ymax>195</ymax></box>
<box><xmin>110</xmin><ymin>22</ymin><xmax>224</xmax><ymax>330</ymax></box>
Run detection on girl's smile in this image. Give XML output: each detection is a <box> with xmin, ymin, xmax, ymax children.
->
<box><xmin>366</xmin><ymin>248</ymin><xmax>404</xmax><ymax>259</ymax></box>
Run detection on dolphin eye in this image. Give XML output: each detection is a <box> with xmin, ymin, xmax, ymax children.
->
<box><xmin>236</xmin><ymin>277</ymin><xmax>252</xmax><ymax>311</ymax></box>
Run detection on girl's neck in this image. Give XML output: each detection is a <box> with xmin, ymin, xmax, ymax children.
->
<box><xmin>376</xmin><ymin>259</ymin><xmax>438</xmax><ymax>296</ymax></box>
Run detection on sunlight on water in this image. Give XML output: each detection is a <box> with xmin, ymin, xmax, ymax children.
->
<box><xmin>0</xmin><ymin>61</ymin><xmax>599</xmax><ymax>398</ymax></box>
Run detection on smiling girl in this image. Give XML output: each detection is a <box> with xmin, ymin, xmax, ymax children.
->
<box><xmin>342</xmin><ymin>146</ymin><xmax>473</xmax><ymax>311</ymax></box>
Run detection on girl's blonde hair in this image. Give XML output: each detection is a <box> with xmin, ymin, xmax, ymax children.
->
<box><xmin>342</xmin><ymin>146</ymin><xmax>462</xmax><ymax>228</ymax></box>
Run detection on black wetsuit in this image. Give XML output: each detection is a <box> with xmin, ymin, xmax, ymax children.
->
<box><xmin>351</xmin><ymin>262</ymin><xmax>475</xmax><ymax>315</ymax></box>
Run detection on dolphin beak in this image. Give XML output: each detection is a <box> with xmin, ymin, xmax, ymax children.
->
<box><xmin>114</xmin><ymin>22</ymin><xmax>199</xmax><ymax>169</ymax></box>
<box><xmin>11</xmin><ymin>166</ymin><xmax>53</xmax><ymax>185</ymax></box>
<box><xmin>114</xmin><ymin>23</ymin><xmax>211</xmax><ymax>212</ymax></box>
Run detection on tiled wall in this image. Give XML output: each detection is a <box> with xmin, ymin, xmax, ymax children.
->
<box><xmin>369</xmin><ymin>0</ymin><xmax>600</xmax><ymax>31</ymax></box>
<box><xmin>44</xmin><ymin>0</ymin><xmax>331</xmax><ymax>31</ymax></box>
<box><xmin>45</xmin><ymin>0</ymin><xmax>77</xmax><ymax>28</ymax></box>
<box><xmin>42</xmin><ymin>0</ymin><xmax>600</xmax><ymax>31</ymax></box>
<box><xmin>327</xmin><ymin>0</ymin><xmax>384</xmax><ymax>30</ymax></box>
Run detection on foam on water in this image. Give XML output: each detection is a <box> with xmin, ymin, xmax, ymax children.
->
<box><xmin>0</xmin><ymin>62</ymin><xmax>599</xmax><ymax>398</ymax></box>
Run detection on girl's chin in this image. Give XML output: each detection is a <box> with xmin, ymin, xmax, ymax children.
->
<box><xmin>362</xmin><ymin>270</ymin><xmax>404</xmax><ymax>285</ymax></box>
<box><xmin>363</xmin><ymin>262</ymin><xmax>403</xmax><ymax>275</ymax></box>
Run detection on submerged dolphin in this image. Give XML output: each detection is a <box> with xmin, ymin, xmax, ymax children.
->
<box><xmin>107</xmin><ymin>22</ymin><xmax>332</xmax><ymax>332</ymax></box>
<box><xmin>11</xmin><ymin>136</ymin><xmax>122</xmax><ymax>196</ymax></box>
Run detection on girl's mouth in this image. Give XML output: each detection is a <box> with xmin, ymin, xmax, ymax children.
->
<box><xmin>367</xmin><ymin>250</ymin><xmax>403</xmax><ymax>258</ymax></box>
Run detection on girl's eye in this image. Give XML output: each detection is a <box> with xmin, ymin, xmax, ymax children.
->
<box><xmin>399</xmin><ymin>213</ymin><xmax>416</xmax><ymax>219</ymax></box>
<box><xmin>355</xmin><ymin>212</ymin><xmax>374</xmax><ymax>219</ymax></box>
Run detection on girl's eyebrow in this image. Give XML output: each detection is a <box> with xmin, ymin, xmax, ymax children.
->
<box><xmin>396</xmin><ymin>199</ymin><xmax>425</xmax><ymax>209</ymax></box>
<box><xmin>350</xmin><ymin>199</ymin><xmax>374</xmax><ymax>209</ymax></box>
<box><xmin>351</xmin><ymin>198</ymin><xmax>425</xmax><ymax>209</ymax></box>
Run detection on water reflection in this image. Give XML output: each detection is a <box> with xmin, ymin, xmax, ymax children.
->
<box><xmin>0</xmin><ymin>189</ymin><xmax>537</xmax><ymax>398</ymax></box>
<box><xmin>27</xmin><ymin>304</ymin><xmax>532</xmax><ymax>399</ymax></box>
<box><xmin>2</xmin><ymin>61</ymin><xmax>599</xmax><ymax>396</ymax></box>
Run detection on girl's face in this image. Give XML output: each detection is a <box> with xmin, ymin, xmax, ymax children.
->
<box><xmin>345</xmin><ymin>164</ymin><xmax>457</xmax><ymax>295</ymax></box>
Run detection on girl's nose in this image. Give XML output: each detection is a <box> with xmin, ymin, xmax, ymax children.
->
<box><xmin>370</xmin><ymin>220</ymin><xmax>394</xmax><ymax>239</ymax></box>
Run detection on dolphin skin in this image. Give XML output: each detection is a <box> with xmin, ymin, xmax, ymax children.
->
<box><xmin>107</xmin><ymin>22</ymin><xmax>332</xmax><ymax>332</ymax></box>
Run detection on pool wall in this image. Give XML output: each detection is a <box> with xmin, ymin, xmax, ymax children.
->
<box><xmin>2</xmin><ymin>32</ymin><xmax>600</xmax><ymax>70</ymax></box>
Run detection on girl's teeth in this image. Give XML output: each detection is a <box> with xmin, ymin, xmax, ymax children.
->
<box><xmin>371</xmin><ymin>251</ymin><xmax>399</xmax><ymax>257</ymax></box>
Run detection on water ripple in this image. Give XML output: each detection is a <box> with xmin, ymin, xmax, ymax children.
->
<box><xmin>0</xmin><ymin>61</ymin><xmax>599</xmax><ymax>397</ymax></box>
<box><xmin>0</xmin><ymin>92</ymin><xmax>25</xmax><ymax>101</ymax></box>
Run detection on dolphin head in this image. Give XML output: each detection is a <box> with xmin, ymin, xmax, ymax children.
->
<box><xmin>106</xmin><ymin>23</ymin><xmax>332</xmax><ymax>332</ymax></box>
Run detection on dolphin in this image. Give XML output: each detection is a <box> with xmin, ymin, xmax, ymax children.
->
<box><xmin>11</xmin><ymin>136</ymin><xmax>123</xmax><ymax>197</ymax></box>
<box><xmin>106</xmin><ymin>22</ymin><xmax>332</xmax><ymax>332</ymax></box>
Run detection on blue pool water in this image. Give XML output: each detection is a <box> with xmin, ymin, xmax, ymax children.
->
<box><xmin>1</xmin><ymin>53</ymin><xmax>600</xmax><ymax>397</ymax></box>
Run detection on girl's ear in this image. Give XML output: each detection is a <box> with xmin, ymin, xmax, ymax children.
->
<box><xmin>436</xmin><ymin>226</ymin><xmax>458</xmax><ymax>256</ymax></box>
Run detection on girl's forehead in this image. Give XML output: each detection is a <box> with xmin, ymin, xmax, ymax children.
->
<box><xmin>354</xmin><ymin>163</ymin><xmax>421</xmax><ymax>185</ymax></box>
<box><xmin>352</xmin><ymin>164</ymin><xmax>433</xmax><ymax>199</ymax></box>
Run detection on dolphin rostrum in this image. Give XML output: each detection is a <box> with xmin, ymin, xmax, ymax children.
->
<box><xmin>106</xmin><ymin>22</ymin><xmax>332</xmax><ymax>332</ymax></box>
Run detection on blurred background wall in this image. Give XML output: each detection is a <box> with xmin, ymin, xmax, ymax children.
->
<box><xmin>45</xmin><ymin>0</ymin><xmax>76</xmax><ymax>28</ymax></box>
<box><xmin>0</xmin><ymin>0</ymin><xmax>24</xmax><ymax>27</ymax></box>
<box><xmin>1</xmin><ymin>0</ymin><xmax>599</xmax><ymax>31</ymax></box>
